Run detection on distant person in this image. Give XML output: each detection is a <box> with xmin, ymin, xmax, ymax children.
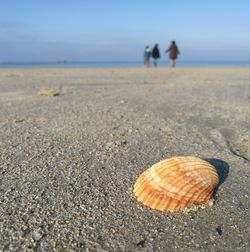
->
<box><xmin>152</xmin><ymin>44</ymin><xmax>160</xmax><ymax>67</ymax></box>
<box><xmin>144</xmin><ymin>45</ymin><xmax>151</xmax><ymax>67</ymax></box>
<box><xmin>166</xmin><ymin>41</ymin><xmax>180</xmax><ymax>67</ymax></box>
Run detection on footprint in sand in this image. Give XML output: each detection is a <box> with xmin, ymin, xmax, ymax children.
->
<box><xmin>228</xmin><ymin>132</ymin><xmax>250</xmax><ymax>161</ymax></box>
<box><xmin>209</xmin><ymin>128</ymin><xmax>250</xmax><ymax>161</ymax></box>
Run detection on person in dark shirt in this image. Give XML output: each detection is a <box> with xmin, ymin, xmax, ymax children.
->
<box><xmin>152</xmin><ymin>43</ymin><xmax>160</xmax><ymax>67</ymax></box>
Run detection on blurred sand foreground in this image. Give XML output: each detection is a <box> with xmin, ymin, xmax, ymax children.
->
<box><xmin>0</xmin><ymin>68</ymin><xmax>249</xmax><ymax>251</ymax></box>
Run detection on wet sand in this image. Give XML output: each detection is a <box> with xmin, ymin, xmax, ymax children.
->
<box><xmin>0</xmin><ymin>68</ymin><xmax>249</xmax><ymax>251</ymax></box>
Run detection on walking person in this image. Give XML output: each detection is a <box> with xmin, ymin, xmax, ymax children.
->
<box><xmin>166</xmin><ymin>41</ymin><xmax>180</xmax><ymax>67</ymax></box>
<box><xmin>144</xmin><ymin>45</ymin><xmax>151</xmax><ymax>67</ymax></box>
<box><xmin>152</xmin><ymin>43</ymin><xmax>160</xmax><ymax>67</ymax></box>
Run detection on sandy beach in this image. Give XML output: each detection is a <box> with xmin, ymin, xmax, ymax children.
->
<box><xmin>0</xmin><ymin>67</ymin><xmax>249</xmax><ymax>251</ymax></box>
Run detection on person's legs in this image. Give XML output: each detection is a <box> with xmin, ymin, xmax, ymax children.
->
<box><xmin>170</xmin><ymin>59</ymin><xmax>175</xmax><ymax>67</ymax></box>
<box><xmin>147</xmin><ymin>58</ymin><xmax>150</xmax><ymax>67</ymax></box>
<box><xmin>153</xmin><ymin>59</ymin><xmax>157</xmax><ymax>67</ymax></box>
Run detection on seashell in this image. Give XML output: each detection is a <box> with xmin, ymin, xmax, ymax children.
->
<box><xmin>134</xmin><ymin>156</ymin><xmax>219</xmax><ymax>212</ymax></box>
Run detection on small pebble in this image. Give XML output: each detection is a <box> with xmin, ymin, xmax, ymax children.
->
<box><xmin>33</xmin><ymin>230</ymin><xmax>43</xmax><ymax>241</ymax></box>
<box><xmin>216</xmin><ymin>226</ymin><xmax>222</xmax><ymax>236</ymax></box>
<box><xmin>136</xmin><ymin>238</ymin><xmax>146</xmax><ymax>247</ymax></box>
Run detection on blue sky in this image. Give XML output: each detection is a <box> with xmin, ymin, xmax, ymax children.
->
<box><xmin>0</xmin><ymin>0</ymin><xmax>250</xmax><ymax>62</ymax></box>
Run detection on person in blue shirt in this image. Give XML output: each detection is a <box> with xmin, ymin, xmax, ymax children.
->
<box><xmin>144</xmin><ymin>45</ymin><xmax>151</xmax><ymax>67</ymax></box>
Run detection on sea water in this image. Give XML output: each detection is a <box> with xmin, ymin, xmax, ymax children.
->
<box><xmin>0</xmin><ymin>60</ymin><xmax>250</xmax><ymax>68</ymax></box>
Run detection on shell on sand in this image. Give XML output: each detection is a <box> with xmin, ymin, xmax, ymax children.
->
<box><xmin>133</xmin><ymin>156</ymin><xmax>219</xmax><ymax>212</ymax></box>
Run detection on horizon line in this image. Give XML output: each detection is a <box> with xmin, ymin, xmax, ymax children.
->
<box><xmin>1</xmin><ymin>59</ymin><xmax>250</xmax><ymax>64</ymax></box>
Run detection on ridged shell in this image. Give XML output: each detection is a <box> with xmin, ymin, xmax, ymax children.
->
<box><xmin>134</xmin><ymin>156</ymin><xmax>219</xmax><ymax>212</ymax></box>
